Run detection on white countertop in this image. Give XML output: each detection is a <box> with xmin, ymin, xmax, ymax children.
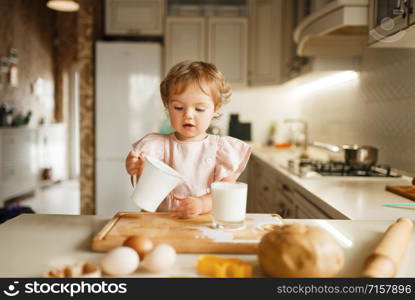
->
<box><xmin>252</xmin><ymin>146</ymin><xmax>415</xmax><ymax>221</ymax></box>
<box><xmin>1</xmin><ymin>214</ymin><xmax>415</xmax><ymax>277</ymax></box>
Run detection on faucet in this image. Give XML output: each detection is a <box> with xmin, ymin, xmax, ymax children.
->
<box><xmin>283</xmin><ymin>118</ymin><xmax>308</xmax><ymax>158</ymax></box>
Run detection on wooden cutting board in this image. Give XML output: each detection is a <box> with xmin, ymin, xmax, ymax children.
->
<box><xmin>386</xmin><ymin>186</ymin><xmax>415</xmax><ymax>201</ymax></box>
<box><xmin>91</xmin><ymin>212</ymin><xmax>282</xmax><ymax>254</ymax></box>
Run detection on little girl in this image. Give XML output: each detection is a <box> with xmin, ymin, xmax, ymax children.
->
<box><xmin>125</xmin><ymin>61</ymin><xmax>252</xmax><ymax>218</ymax></box>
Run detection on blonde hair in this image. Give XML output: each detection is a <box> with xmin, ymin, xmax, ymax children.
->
<box><xmin>160</xmin><ymin>61</ymin><xmax>231</xmax><ymax>110</ymax></box>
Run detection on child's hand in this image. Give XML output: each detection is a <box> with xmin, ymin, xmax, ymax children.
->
<box><xmin>171</xmin><ymin>195</ymin><xmax>204</xmax><ymax>219</ymax></box>
<box><xmin>125</xmin><ymin>151</ymin><xmax>146</xmax><ymax>176</ymax></box>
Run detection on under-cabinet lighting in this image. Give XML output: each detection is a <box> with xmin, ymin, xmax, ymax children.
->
<box><xmin>47</xmin><ymin>0</ymin><xmax>79</xmax><ymax>12</ymax></box>
<box><xmin>295</xmin><ymin>71</ymin><xmax>359</xmax><ymax>96</ymax></box>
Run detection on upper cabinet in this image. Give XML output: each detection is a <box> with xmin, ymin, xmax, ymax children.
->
<box><xmin>165</xmin><ymin>16</ymin><xmax>248</xmax><ymax>86</ymax></box>
<box><xmin>249</xmin><ymin>0</ymin><xmax>284</xmax><ymax>86</ymax></box>
<box><xmin>208</xmin><ymin>17</ymin><xmax>248</xmax><ymax>86</ymax></box>
<box><xmin>369</xmin><ymin>0</ymin><xmax>415</xmax><ymax>47</ymax></box>
<box><xmin>164</xmin><ymin>17</ymin><xmax>206</xmax><ymax>72</ymax></box>
<box><xmin>105</xmin><ymin>0</ymin><xmax>165</xmax><ymax>36</ymax></box>
<box><xmin>249</xmin><ymin>0</ymin><xmax>326</xmax><ymax>85</ymax></box>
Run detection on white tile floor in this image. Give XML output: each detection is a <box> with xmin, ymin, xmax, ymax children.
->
<box><xmin>23</xmin><ymin>180</ymin><xmax>80</xmax><ymax>215</ymax></box>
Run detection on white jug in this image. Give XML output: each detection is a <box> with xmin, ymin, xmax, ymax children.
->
<box><xmin>131</xmin><ymin>156</ymin><xmax>186</xmax><ymax>212</ymax></box>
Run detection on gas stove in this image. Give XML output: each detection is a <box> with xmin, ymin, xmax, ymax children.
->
<box><xmin>286</xmin><ymin>159</ymin><xmax>401</xmax><ymax>178</ymax></box>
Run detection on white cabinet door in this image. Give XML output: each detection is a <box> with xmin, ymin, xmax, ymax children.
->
<box><xmin>105</xmin><ymin>0</ymin><xmax>165</xmax><ymax>35</ymax></box>
<box><xmin>165</xmin><ymin>17</ymin><xmax>206</xmax><ymax>74</ymax></box>
<box><xmin>0</xmin><ymin>128</ymin><xmax>37</xmax><ymax>201</ymax></box>
<box><xmin>207</xmin><ymin>17</ymin><xmax>248</xmax><ymax>86</ymax></box>
<box><xmin>249</xmin><ymin>0</ymin><xmax>283</xmax><ymax>86</ymax></box>
<box><xmin>37</xmin><ymin>124</ymin><xmax>68</xmax><ymax>181</ymax></box>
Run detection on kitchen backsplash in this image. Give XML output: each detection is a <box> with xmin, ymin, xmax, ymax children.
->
<box><xmin>217</xmin><ymin>47</ymin><xmax>415</xmax><ymax>174</ymax></box>
<box><xmin>299</xmin><ymin>48</ymin><xmax>415</xmax><ymax>174</ymax></box>
<box><xmin>213</xmin><ymin>86</ymin><xmax>301</xmax><ymax>145</ymax></box>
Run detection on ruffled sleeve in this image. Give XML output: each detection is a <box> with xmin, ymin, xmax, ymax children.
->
<box><xmin>215</xmin><ymin>136</ymin><xmax>253</xmax><ymax>181</ymax></box>
<box><xmin>131</xmin><ymin>133</ymin><xmax>165</xmax><ymax>161</ymax></box>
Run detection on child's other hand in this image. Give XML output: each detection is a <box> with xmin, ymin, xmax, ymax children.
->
<box><xmin>125</xmin><ymin>151</ymin><xmax>146</xmax><ymax>176</ymax></box>
<box><xmin>171</xmin><ymin>195</ymin><xmax>203</xmax><ymax>219</ymax></box>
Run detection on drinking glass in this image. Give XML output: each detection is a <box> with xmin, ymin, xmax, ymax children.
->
<box><xmin>211</xmin><ymin>182</ymin><xmax>247</xmax><ymax>229</ymax></box>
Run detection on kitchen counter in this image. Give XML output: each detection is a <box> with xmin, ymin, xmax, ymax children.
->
<box><xmin>1</xmin><ymin>214</ymin><xmax>415</xmax><ymax>277</ymax></box>
<box><xmin>252</xmin><ymin>146</ymin><xmax>415</xmax><ymax>220</ymax></box>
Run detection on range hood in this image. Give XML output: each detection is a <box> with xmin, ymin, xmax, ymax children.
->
<box><xmin>294</xmin><ymin>0</ymin><xmax>369</xmax><ymax>57</ymax></box>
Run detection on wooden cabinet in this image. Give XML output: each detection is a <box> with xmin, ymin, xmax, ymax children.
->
<box><xmin>248</xmin><ymin>0</ymin><xmax>283</xmax><ymax>86</ymax></box>
<box><xmin>165</xmin><ymin>16</ymin><xmax>248</xmax><ymax>85</ymax></box>
<box><xmin>164</xmin><ymin>17</ymin><xmax>206</xmax><ymax>73</ymax></box>
<box><xmin>247</xmin><ymin>156</ymin><xmax>282</xmax><ymax>213</ymax></box>
<box><xmin>248</xmin><ymin>0</ymin><xmax>304</xmax><ymax>85</ymax></box>
<box><xmin>105</xmin><ymin>0</ymin><xmax>165</xmax><ymax>36</ymax></box>
<box><xmin>208</xmin><ymin>17</ymin><xmax>247</xmax><ymax>86</ymax></box>
<box><xmin>247</xmin><ymin>155</ymin><xmax>332</xmax><ymax>219</ymax></box>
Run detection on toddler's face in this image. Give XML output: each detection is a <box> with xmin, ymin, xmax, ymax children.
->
<box><xmin>167</xmin><ymin>82</ymin><xmax>216</xmax><ymax>141</ymax></box>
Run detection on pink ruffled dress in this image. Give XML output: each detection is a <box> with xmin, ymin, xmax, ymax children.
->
<box><xmin>132</xmin><ymin>133</ymin><xmax>253</xmax><ymax>212</ymax></box>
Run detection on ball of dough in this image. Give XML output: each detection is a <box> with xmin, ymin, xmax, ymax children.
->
<box><xmin>257</xmin><ymin>223</ymin><xmax>345</xmax><ymax>277</ymax></box>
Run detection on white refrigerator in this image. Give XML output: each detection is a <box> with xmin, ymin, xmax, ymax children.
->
<box><xmin>95</xmin><ymin>41</ymin><xmax>164</xmax><ymax>217</ymax></box>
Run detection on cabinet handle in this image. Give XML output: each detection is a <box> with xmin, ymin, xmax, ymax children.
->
<box><xmin>263</xmin><ymin>186</ymin><xmax>269</xmax><ymax>192</ymax></box>
<box><xmin>282</xmin><ymin>184</ymin><xmax>291</xmax><ymax>192</ymax></box>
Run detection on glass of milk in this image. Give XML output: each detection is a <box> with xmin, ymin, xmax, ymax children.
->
<box><xmin>211</xmin><ymin>182</ymin><xmax>247</xmax><ymax>229</ymax></box>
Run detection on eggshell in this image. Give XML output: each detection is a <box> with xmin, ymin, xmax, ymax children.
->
<box><xmin>123</xmin><ymin>235</ymin><xmax>154</xmax><ymax>260</ymax></box>
<box><xmin>142</xmin><ymin>244</ymin><xmax>176</xmax><ymax>272</ymax></box>
<box><xmin>101</xmin><ymin>246</ymin><xmax>139</xmax><ymax>276</ymax></box>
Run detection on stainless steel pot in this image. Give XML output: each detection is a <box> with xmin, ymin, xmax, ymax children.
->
<box><xmin>342</xmin><ymin>145</ymin><xmax>378</xmax><ymax>169</ymax></box>
<box><xmin>311</xmin><ymin>142</ymin><xmax>379</xmax><ymax>168</ymax></box>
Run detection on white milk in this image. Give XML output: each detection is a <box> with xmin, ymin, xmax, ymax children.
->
<box><xmin>211</xmin><ymin>182</ymin><xmax>247</xmax><ymax>226</ymax></box>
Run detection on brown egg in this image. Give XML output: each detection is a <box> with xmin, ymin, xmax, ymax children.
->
<box><xmin>123</xmin><ymin>235</ymin><xmax>154</xmax><ymax>260</ymax></box>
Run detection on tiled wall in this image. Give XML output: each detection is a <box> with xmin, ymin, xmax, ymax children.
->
<box><xmin>299</xmin><ymin>48</ymin><xmax>415</xmax><ymax>173</ymax></box>
<box><xmin>225</xmin><ymin>47</ymin><xmax>415</xmax><ymax>174</ymax></box>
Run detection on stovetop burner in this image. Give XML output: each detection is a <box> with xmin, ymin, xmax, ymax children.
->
<box><xmin>287</xmin><ymin>159</ymin><xmax>401</xmax><ymax>178</ymax></box>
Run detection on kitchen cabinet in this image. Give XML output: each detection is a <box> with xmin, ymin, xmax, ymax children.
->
<box><xmin>0</xmin><ymin>128</ymin><xmax>37</xmax><ymax>202</ymax></box>
<box><xmin>369</xmin><ymin>0</ymin><xmax>415</xmax><ymax>47</ymax></box>
<box><xmin>410</xmin><ymin>0</ymin><xmax>415</xmax><ymax>25</ymax></box>
<box><xmin>249</xmin><ymin>0</ymin><xmax>307</xmax><ymax>85</ymax></box>
<box><xmin>248</xmin><ymin>0</ymin><xmax>284</xmax><ymax>85</ymax></box>
<box><xmin>165</xmin><ymin>16</ymin><xmax>247</xmax><ymax>85</ymax></box>
<box><xmin>105</xmin><ymin>0</ymin><xmax>165</xmax><ymax>36</ymax></box>
<box><xmin>247</xmin><ymin>155</ymin><xmax>281</xmax><ymax>213</ymax></box>
<box><xmin>247</xmin><ymin>155</ymin><xmax>331</xmax><ymax>219</ymax></box>
<box><xmin>164</xmin><ymin>17</ymin><xmax>206</xmax><ymax>74</ymax></box>
<box><xmin>36</xmin><ymin>124</ymin><xmax>68</xmax><ymax>182</ymax></box>
<box><xmin>0</xmin><ymin>125</ymin><xmax>68</xmax><ymax>203</ymax></box>
<box><xmin>208</xmin><ymin>17</ymin><xmax>247</xmax><ymax>86</ymax></box>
